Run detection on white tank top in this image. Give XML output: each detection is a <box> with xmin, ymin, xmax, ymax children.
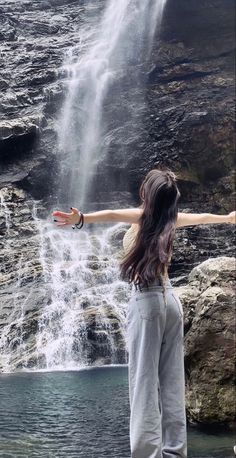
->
<box><xmin>122</xmin><ymin>224</ymin><xmax>139</xmax><ymax>255</ymax></box>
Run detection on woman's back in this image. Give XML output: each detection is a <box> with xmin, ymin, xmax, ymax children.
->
<box><xmin>122</xmin><ymin>223</ymin><xmax>169</xmax><ymax>283</ymax></box>
<box><xmin>120</xmin><ymin>169</ymin><xmax>180</xmax><ymax>287</ymax></box>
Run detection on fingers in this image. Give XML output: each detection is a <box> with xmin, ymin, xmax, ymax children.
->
<box><xmin>52</xmin><ymin>211</ymin><xmax>70</xmax><ymax>218</ymax></box>
<box><xmin>70</xmin><ymin>207</ymin><xmax>79</xmax><ymax>214</ymax></box>
<box><xmin>51</xmin><ymin>207</ymin><xmax>79</xmax><ymax>228</ymax></box>
<box><xmin>52</xmin><ymin>207</ymin><xmax>79</xmax><ymax>217</ymax></box>
<box><xmin>229</xmin><ymin>211</ymin><xmax>236</xmax><ymax>224</ymax></box>
<box><xmin>52</xmin><ymin>215</ymin><xmax>70</xmax><ymax>226</ymax></box>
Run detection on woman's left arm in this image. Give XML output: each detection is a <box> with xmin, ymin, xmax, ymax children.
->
<box><xmin>176</xmin><ymin>211</ymin><xmax>236</xmax><ymax>228</ymax></box>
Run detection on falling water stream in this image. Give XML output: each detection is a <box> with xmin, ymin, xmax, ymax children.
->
<box><xmin>58</xmin><ymin>0</ymin><xmax>167</xmax><ymax>206</ymax></box>
<box><xmin>34</xmin><ymin>213</ymin><xmax>129</xmax><ymax>370</ymax></box>
<box><xmin>33</xmin><ymin>0</ymin><xmax>168</xmax><ymax>370</ymax></box>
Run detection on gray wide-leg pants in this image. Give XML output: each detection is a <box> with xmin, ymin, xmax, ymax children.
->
<box><xmin>126</xmin><ymin>278</ymin><xmax>187</xmax><ymax>458</ymax></box>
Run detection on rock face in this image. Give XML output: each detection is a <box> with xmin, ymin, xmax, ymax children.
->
<box><xmin>0</xmin><ymin>0</ymin><xmax>235</xmax><ymax>196</ymax></box>
<box><xmin>177</xmin><ymin>257</ymin><xmax>236</xmax><ymax>426</ymax></box>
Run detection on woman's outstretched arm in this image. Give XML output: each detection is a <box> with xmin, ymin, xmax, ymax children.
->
<box><xmin>52</xmin><ymin>206</ymin><xmax>143</xmax><ymax>226</ymax></box>
<box><xmin>176</xmin><ymin>211</ymin><xmax>236</xmax><ymax>228</ymax></box>
<box><xmin>52</xmin><ymin>207</ymin><xmax>235</xmax><ymax>227</ymax></box>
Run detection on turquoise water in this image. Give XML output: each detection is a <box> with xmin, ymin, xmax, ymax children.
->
<box><xmin>0</xmin><ymin>366</ymin><xmax>235</xmax><ymax>457</ymax></box>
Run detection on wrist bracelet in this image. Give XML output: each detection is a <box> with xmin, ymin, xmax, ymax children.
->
<box><xmin>74</xmin><ymin>212</ymin><xmax>84</xmax><ymax>229</ymax></box>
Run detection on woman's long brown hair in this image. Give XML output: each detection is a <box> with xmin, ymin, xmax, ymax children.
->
<box><xmin>120</xmin><ymin>168</ymin><xmax>181</xmax><ymax>289</ymax></box>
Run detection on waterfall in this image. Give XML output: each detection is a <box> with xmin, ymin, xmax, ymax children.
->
<box><xmin>34</xmin><ymin>211</ymin><xmax>129</xmax><ymax>370</ymax></box>
<box><xmin>0</xmin><ymin>0</ymin><xmax>167</xmax><ymax>372</ymax></box>
<box><xmin>58</xmin><ymin>0</ymin><xmax>167</xmax><ymax>206</ymax></box>
<box><xmin>34</xmin><ymin>0</ymin><xmax>167</xmax><ymax>371</ymax></box>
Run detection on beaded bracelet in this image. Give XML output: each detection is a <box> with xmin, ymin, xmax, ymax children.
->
<box><xmin>73</xmin><ymin>211</ymin><xmax>84</xmax><ymax>229</ymax></box>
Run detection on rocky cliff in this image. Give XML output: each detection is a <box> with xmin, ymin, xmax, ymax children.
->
<box><xmin>0</xmin><ymin>0</ymin><xmax>235</xmax><ymax>271</ymax></box>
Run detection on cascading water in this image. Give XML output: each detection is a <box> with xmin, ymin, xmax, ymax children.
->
<box><xmin>58</xmin><ymin>0</ymin><xmax>167</xmax><ymax>206</ymax></box>
<box><xmin>34</xmin><ymin>211</ymin><xmax>130</xmax><ymax>370</ymax></box>
<box><xmin>0</xmin><ymin>0</ymin><xmax>167</xmax><ymax>372</ymax></box>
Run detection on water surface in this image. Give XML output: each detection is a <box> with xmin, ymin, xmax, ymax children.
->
<box><xmin>0</xmin><ymin>366</ymin><xmax>235</xmax><ymax>457</ymax></box>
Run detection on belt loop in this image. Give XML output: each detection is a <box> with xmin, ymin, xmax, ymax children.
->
<box><xmin>163</xmin><ymin>287</ymin><xmax>167</xmax><ymax>307</ymax></box>
<box><xmin>161</xmin><ymin>274</ymin><xmax>167</xmax><ymax>307</ymax></box>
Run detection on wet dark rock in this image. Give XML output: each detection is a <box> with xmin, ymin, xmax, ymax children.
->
<box><xmin>0</xmin><ymin>119</ymin><xmax>39</xmax><ymax>161</ymax></box>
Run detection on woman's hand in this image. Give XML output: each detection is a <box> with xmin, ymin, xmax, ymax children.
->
<box><xmin>228</xmin><ymin>211</ymin><xmax>236</xmax><ymax>224</ymax></box>
<box><xmin>52</xmin><ymin>207</ymin><xmax>81</xmax><ymax>226</ymax></box>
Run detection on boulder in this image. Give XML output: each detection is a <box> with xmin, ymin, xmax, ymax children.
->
<box><xmin>177</xmin><ymin>257</ymin><xmax>236</xmax><ymax>425</ymax></box>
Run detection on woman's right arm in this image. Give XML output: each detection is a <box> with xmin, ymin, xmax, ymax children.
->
<box><xmin>52</xmin><ymin>206</ymin><xmax>143</xmax><ymax>226</ymax></box>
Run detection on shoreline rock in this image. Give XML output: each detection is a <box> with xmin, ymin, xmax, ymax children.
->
<box><xmin>177</xmin><ymin>257</ymin><xmax>236</xmax><ymax>426</ymax></box>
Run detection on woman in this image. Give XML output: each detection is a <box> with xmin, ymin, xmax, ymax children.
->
<box><xmin>53</xmin><ymin>168</ymin><xmax>235</xmax><ymax>458</ymax></box>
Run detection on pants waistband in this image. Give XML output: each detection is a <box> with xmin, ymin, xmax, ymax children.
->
<box><xmin>132</xmin><ymin>277</ymin><xmax>173</xmax><ymax>291</ymax></box>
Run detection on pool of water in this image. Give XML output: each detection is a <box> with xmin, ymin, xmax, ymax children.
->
<box><xmin>0</xmin><ymin>366</ymin><xmax>235</xmax><ymax>457</ymax></box>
